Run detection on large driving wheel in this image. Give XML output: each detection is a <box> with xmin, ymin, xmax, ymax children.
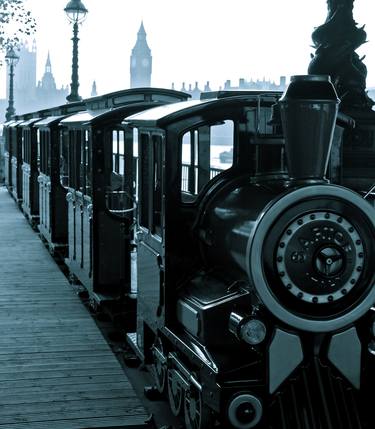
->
<box><xmin>167</xmin><ymin>368</ymin><xmax>184</xmax><ymax>416</ymax></box>
<box><xmin>184</xmin><ymin>385</ymin><xmax>212</xmax><ymax>429</ymax></box>
<box><xmin>151</xmin><ymin>337</ymin><xmax>167</xmax><ymax>393</ymax></box>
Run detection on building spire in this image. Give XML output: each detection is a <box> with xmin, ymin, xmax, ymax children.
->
<box><xmin>46</xmin><ymin>51</ymin><xmax>51</xmax><ymax>72</ymax></box>
<box><xmin>91</xmin><ymin>80</ymin><xmax>97</xmax><ymax>97</ymax></box>
<box><xmin>130</xmin><ymin>21</ymin><xmax>152</xmax><ymax>88</ymax></box>
<box><xmin>138</xmin><ymin>20</ymin><xmax>146</xmax><ymax>36</ymax></box>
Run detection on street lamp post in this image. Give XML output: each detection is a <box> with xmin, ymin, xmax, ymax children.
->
<box><xmin>64</xmin><ymin>0</ymin><xmax>88</xmax><ymax>102</ymax></box>
<box><xmin>5</xmin><ymin>46</ymin><xmax>19</xmax><ymax>121</ymax></box>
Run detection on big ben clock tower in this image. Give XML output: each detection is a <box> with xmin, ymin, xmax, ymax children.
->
<box><xmin>130</xmin><ymin>22</ymin><xmax>152</xmax><ymax>88</ymax></box>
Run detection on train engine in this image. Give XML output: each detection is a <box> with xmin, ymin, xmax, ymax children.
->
<box><xmin>127</xmin><ymin>76</ymin><xmax>375</xmax><ymax>428</ymax></box>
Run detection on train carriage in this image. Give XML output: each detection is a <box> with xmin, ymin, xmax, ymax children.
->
<box><xmin>59</xmin><ymin>88</ymin><xmax>189</xmax><ymax>307</ymax></box>
<box><xmin>124</xmin><ymin>77</ymin><xmax>375</xmax><ymax>429</ymax></box>
<box><xmin>34</xmin><ymin>102</ymin><xmax>86</xmax><ymax>252</ymax></box>
<box><xmin>2</xmin><ymin>119</ymin><xmax>16</xmax><ymax>190</ymax></box>
<box><xmin>6</xmin><ymin>118</ymin><xmax>26</xmax><ymax>203</ymax></box>
<box><xmin>20</xmin><ymin>117</ymin><xmax>43</xmax><ymax>226</ymax></box>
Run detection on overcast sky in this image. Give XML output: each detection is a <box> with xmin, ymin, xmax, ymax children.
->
<box><xmin>1</xmin><ymin>0</ymin><xmax>375</xmax><ymax>98</ymax></box>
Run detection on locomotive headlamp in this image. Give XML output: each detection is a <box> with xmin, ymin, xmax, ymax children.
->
<box><xmin>229</xmin><ymin>313</ymin><xmax>267</xmax><ymax>345</ymax></box>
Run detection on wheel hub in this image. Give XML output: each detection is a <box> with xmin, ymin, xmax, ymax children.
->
<box><xmin>276</xmin><ymin>211</ymin><xmax>364</xmax><ymax>304</ymax></box>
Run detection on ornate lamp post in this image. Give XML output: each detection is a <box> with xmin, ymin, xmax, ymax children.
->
<box><xmin>5</xmin><ymin>46</ymin><xmax>19</xmax><ymax>121</ymax></box>
<box><xmin>64</xmin><ymin>0</ymin><xmax>88</xmax><ymax>102</ymax></box>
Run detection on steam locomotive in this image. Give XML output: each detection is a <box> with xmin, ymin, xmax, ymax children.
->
<box><xmin>123</xmin><ymin>75</ymin><xmax>375</xmax><ymax>428</ymax></box>
<box><xmin>2</xmin><ymin>75</ymin><xmax>375</xmax><ymax>428</ymax></box>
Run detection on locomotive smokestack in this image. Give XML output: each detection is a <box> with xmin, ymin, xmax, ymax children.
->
<box><xmin>279</xmin><ymin>75</ymin><xmax>339</xmax><ymax>183</ymax></box>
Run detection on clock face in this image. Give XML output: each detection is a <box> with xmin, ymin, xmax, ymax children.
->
<box><xmin>142</xmin><ymin>58</ymin><xmax>149</xmax><ymax>67</ymax></box>
<box><xmin>131</xmin><ymin>58</ymin><xmax>136</xmax><ymax>67</ymax></box>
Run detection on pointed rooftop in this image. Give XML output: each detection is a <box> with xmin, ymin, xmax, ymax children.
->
<box><xmin>46</xmin><ymin>51</ymin><xmax>51</xmax><ymax>68</ymax></box>
<box><xmin>131</xmin><ymin>21</ymin><xmax>151</xmax><ymax>55</ymax></box>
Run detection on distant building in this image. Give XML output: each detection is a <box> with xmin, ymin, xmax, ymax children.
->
<box><xmin>224</xmin><ymin>76</ymin><xmax>287</xmax><ymax>91</ymax></box>
<box><xmin>175</xmin><ymin>76</ymin><xmax>287</xmax><ymax>100</ymax></box>
<box><xmin>35</xmin><ymin>52</ymin><xmax>69</xmax><ymax>109</ymax></box>
<box><xmin>91</xmin><ymin>81</ymin><xmax>98</xmax><ymax>97</ymax></box>
<box><xmin>6</xmin><ymin>41</ymin><xmax>37</xmax><ymax>115</ymax></box>
<box><xmin>1</xmin><ymin>41</ymin><xmax>68</xmax><ymax>121</ymax></box>
<box><xmin>130</xmin><ymin>22</ymin><xmax>152</xmax><ymax>88</ymax></box>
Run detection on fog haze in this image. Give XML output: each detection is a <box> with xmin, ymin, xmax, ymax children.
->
<box><xmin>2</xmin><ymin>0</ymin><xmax>375</xmax><ymax>97</ymax></box>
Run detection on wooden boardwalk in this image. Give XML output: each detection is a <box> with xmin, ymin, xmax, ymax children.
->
<box><xmin>0</xmin><ymin>187</ymin><xmax>149</xmax><ymax>428</ymax></box>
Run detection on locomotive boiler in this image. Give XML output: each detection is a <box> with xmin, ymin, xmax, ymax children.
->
<box><xmin>126</xmin><ymin>76</ymin><xmax>375</xmax><ymax>429</ymax></box>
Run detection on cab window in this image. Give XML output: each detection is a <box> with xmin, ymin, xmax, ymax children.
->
<box><xmin>181</xmin><ymin>120</ymin><xmax>234</xmax><ymax>202</ymax></box>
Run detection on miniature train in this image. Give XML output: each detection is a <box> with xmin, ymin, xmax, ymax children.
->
<box><xmin>3</xmin><ymin>76</ymin><xmax>375</xmax><ymax>429</ymax></box>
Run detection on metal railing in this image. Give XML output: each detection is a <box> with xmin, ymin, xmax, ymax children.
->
<box><xmin>181</xmin><ymin>163</ymin><xmax>223</xmax><ymax>193</ymax></box>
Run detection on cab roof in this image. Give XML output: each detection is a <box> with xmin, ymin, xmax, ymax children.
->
<box><xmin>34</xmin><ymin>115</ymin><xmax>66</xmax><ymax>127</ymax></box>
<box><xmin>60</xmin><ymin>109</ymin><xmax>109</xmax><ymax>126</ymax></box>
<box><xmin>19</xmin><ymin>118</ymin><xmax>42</xmax><ymax>127</ymax></box>
<box><xmin>123</xmin><ymin>93</ymin><xmax>279</xmax><ymax>128</ymax></box>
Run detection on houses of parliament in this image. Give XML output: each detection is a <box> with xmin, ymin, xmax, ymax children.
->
<box><xmin>1</xmin><ymin>23</ymin><xmax>287</xmax><ymax>121</ymax></box>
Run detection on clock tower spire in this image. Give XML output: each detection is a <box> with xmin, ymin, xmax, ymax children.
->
<box><xmin>130</xmin><ymin>21</ymin><xmax>152</xmax><ymax>88</ymax></box>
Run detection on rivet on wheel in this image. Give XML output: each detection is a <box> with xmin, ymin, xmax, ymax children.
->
<box><xmin>328</xmin><ymin>295</ymin><xmax>334</xmax><ymax>302</ymax></box>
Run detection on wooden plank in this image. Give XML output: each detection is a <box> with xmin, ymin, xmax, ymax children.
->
<box><xmin>0</xmin><ymin>367</ymin><xmax>125</xmax><ymax>382</ymax></box>
<box><xmin>0</xmin><ymin>406</ymin><xmax>146</xmax><ymax>425</ymax></box>
<box><xmin>0</xmin><ymin>388</ymin><xmax>138</xmax><ymax>405</ymax></box>
<box><xmin>0</xmin><ymin>374</ymin><xmax>128</xmax><ymax>389</ymax></box>
<box><xmin>0</xmin><ymin>381</ymin><xmax>134</xmax><ymax>397</ymax></box>
<box><xmin>0</xmin><ymin>398</ymin><xmax>142</xmax><ymax>417</ymax></box>
<box><xmin>0</xmin><ymin>415</ymin><xmax>148</xmax><ymax>428</ymax></box>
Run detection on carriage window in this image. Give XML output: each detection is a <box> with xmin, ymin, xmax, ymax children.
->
<box><xmin>112</xmin><ymin>130</ymin><xmax>125</xmax><ymax>175</ymax></box>
<box><xmin>85</xmin><ymin>130</ymin><xmax>92</xmax><ymax>197</ymax></box>
<box><xmin>60</xmin><ymin>130</ymin><xmax>69</xmax><ymax>188</ymax></box>
<box><xmin>106</xmin><ymin>129</ymin><xmax>134</xmax><ymax>217</ymax></box>
<box><xmin>138</xmin><ymin>133</ymin><xmax>163</xmax><ymax>234</ymax></box>
<box><xmin>37</xmin><ymin>129</ymin><xmax>40</xmax><ymax>170</ymax></box>
<box><xmin>140</xmin><ymin>133</ymin><xmax>150</xmax><ymax>228</ymax></box>
<box><xmin>152</xmin><ymin>135</ymin><xmax>163</xmax><ymax>236</ymax></box>
<box><xmin>181</xmin><ymin>120</ymin><xmax>234</xmax><ymax>202</ymax></box>
<box><xmin>133</xmin><ymin>128</ymin><xmax>139</xmax><ymax>201</ymax></box>
<box><xmin>21</xmin><ymin>132</ymin><xmax>25</xmax><ymax>162</ymax></box>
